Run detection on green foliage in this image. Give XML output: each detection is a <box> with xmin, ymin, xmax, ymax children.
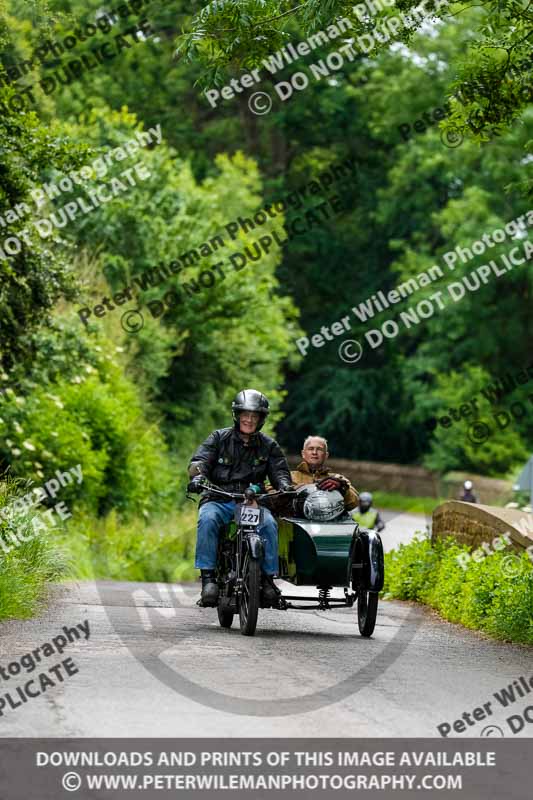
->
<box><xmin>58</xmin><ymin>108</ymin><xmax>301</xmax><ymax>451</ymax></box>
<box><xmin>62</xmin><ymin>506</ymin><xmax>198</xmax><ymax>583</ymax></box>
<box><xmin>383</xmin><ymin>535</ymin><xmax>533</xmax><ymax>644</ymax></box>
<box><xmin>176</xmin><ymin>0</ymin><xmax>533</xmax><ymax>142</ymax></box>
<box><xmin>0</xmin><ymin>99</ymin><xmax>83</xmax><ymax>363</ymax></box>
<box><xmin>1</xmin><ymin>0</ymin><xmax>533</xmax><ymax>629</ymax></box>
<box><xmin>420</xmin><ymin>367</ymin><xmax>529</xmax><ymax>475</ymax></box>
<box><xmin>0</xmin><ymin>477</ymin><xmax>69</xmax><ymax>620</ymax></box>
<box><xmin>383</xmin><ymin>534</ymin><xmax>440</xmax><ymax>600</ymax></box>
<box><xmin>372</xmin><ymin>491</ymin><xmax>445</xmax><ymax>514</ymax></box>
<box><xmin>0</xmin><ymin>321</ymin><xmax>177</xmax><ymax>516</ymax></box>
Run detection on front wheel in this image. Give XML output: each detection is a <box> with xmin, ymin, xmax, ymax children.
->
<box><xmin>357</xmin><ymin>589</ymin><xmax>378</xmax><ymax>637</ymax></box>
<box><xmin>217</xmin><ymin>606</ymin><xmax>234</xmax><ymax>628</ymax></box>
<box><xmin>239</xmin><ymin>552</ymin><xmax>261</xmax><ymax>636</ymax></box>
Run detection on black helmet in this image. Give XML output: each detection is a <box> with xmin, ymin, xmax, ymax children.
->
<box><xmin>359</xmin><ymin>491</ymin><xmax>373</xmax><ymax>512</ymax></box>
<box><xmin>231</xmin><ymin>389</ymin><xmax>270</xmax><ymax>431</ymax></box>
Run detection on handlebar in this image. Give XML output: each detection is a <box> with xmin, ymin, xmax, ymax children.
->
<box><xmin>193</xmin><ymin>479</ymin><xmax>298</xmax><ymax>503</ymax></box>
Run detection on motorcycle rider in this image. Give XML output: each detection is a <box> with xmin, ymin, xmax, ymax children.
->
<box><xmin>351</xmin><ymin>492</ymin><xmax>385</xmax><ymax>532</ymax></box>
<box><xmin>187</xmin><ymin>389</ymin><xmax>292</xmax><ymax>607</ymax></box>
<box><xmin>460</xmin><ymin>480</ymin><xmax>478</xmax><ymax>503</ymax></box>
<box><xmin>290</xmin><ymin>435</ymin><xmax>358</xmax><ymax>511</ymax></box>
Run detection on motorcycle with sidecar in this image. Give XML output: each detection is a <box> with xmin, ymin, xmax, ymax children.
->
<box><xmin>190</xmin><ymin>480</ymin><xmax>384</xmax><ymax>637</ymax></box>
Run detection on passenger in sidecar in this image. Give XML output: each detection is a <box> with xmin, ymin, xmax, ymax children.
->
<box><xmin>290</xmin><ymin>435</ymin><xmax>358</xmax><ymax>512</ymax></box>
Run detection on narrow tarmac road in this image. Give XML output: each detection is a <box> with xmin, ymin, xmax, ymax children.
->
<box><xmin>1</xmin><ymin>511</ymin><xmax>530</xmax><ymax>739</ymax></box>
<box><xmin>1</xmin><ymin>573</ymin><xmax>530</xmax><ymax>739</ymax></box>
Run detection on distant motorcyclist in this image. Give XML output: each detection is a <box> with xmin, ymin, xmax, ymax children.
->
<box><xmin>460</xmin><ymin>480</ymin><xmax>478</xmax><ymax>503</ymax></box>
<box><xmin>187</xmin><ymin>389</ymin><xmax>292</xmax><ymax>607</ymax></box>
<box><xmin>351</xmin><ymin>492</ymin><xmax>385</xmax><ymax>532</ymax></box>
<box><xmin>290</xmin><ymin>435</ymin><xmax>358</xmax><ymax>511</ymax></box>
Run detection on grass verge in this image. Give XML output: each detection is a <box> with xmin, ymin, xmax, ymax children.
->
<box><xmin>57</xmin><ymin>506</ymin><xmax>198</xmax><ymax>583</ymax></box>
<box><xmin>1</xmin><ymin>480</ymin><xmax>199</xmax><ymax>621</ymax></box>
<box><xmin>0</xmin><ymin>481</ymin><xmax>69</xmax><ymax>621</ymax></box>
<box><xmin>373</xmin><ymin>491</ymin><xmax>447</xmax><ymax>515</ymax></box>
<box><xmin>382</xmin><ymin>534</ymin><xmax>533</xmax><ymax>644</ymax></box>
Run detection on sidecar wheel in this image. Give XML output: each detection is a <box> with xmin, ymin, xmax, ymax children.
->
<box><xmin>357</xmin><ymin>589</ymin><xmax>378</xmax><ymax>637</ymax></box>
<box><xmin>239</xmin><ymin>553</ymin><xmax>260</xmax><ymax>636</ymax></box>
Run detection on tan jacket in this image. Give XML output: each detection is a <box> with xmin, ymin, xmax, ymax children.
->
<box><xmin>291</xmin><ymin>461</ymin><xmax>359</xmax><ymax>511</ymax></box>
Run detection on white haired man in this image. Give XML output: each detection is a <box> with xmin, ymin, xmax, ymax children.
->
<box><xmin>291</xmin><ymin>435</ymin><xmax>358</xmax><ymax>511</ymax></box>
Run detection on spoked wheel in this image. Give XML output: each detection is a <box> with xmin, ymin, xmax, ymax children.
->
<box><xmin>217</xmin><ymin>605</ymin><xmax>234</xmax><ymax>628</ymax></box>
<box><xmin>357</xmin><ymin>589</ymin><xmax>378</xmax><ymax>637</ymax></box>
<box><xmin>239</xmin><ymin>552</ymin><xmax>261</xmax><ymax>636</ymax></box>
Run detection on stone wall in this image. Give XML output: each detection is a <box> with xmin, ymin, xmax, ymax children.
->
<box><xmin>432</xmin><ymin>500</ymin><xmax>533</xmax><ymax>551</ymax></box>
<box><xmin>288</xmin><ymin>456</ymin><xmax>440</xmax><ymax>497</ymax></box>
<box><xmin>439</xmin><ymin>472</ymin><xmax>512</xmax><ymax>505</ymax></box>
<box><xmin>287</xmin><ymin>456</ymin><xmax>513</xmax><ymax>504</ymax></box>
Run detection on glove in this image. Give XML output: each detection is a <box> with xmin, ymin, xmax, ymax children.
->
<box><xmin>187</xmin><ymin>476</ymin><xmax>205</xmax><ymax>494</ymax></box>
<box><xmin>279</xmin><ymin>483</ymin><xmax>295</xmax><ymax>493</ymax></box>
<box><xmin>317</xmin><ymin>477</ymin><xmax>343</xmax><ymax>492</ymax></box>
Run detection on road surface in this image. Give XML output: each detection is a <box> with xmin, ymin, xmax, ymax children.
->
<box><xmin>1</xmin><ymin>510</ymin><xmax>531</xmax><ymax>738</ymax></box>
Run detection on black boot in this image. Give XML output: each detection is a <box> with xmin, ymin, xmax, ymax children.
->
<box><xmin>261</xmin><ymin>573</ymin><xmax>280</xmax><ymax>606</ymax></box>
<box><xmin>200</xmin><ymin>570</ymin><xmax>219</xmax><ymax>606</ymax></box>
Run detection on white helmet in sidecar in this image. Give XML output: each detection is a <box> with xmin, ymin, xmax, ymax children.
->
<box><xmin>303</xmin><ymin>490</ymin><xmax>345</xmax><ymax>522</ymax></box>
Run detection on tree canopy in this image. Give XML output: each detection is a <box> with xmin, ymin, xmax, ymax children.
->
<box><xmin>0</xmin><ymin>0</ymin><xmax>532</xmax><ymax>496</ymax></box>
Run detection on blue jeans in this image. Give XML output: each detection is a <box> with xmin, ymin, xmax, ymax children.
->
<box><xmin>195</xmin><ymin>500</ymin><xmax>279</xmax><ymax>575</ymax></box>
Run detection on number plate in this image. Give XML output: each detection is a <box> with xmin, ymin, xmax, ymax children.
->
<box><xmin>240</xmin><ymin>506</ymin><xmax>260</xmax><ymax>526</ymax></box>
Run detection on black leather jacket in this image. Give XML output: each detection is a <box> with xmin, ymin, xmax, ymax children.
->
<box><xmin>189</xmin><ymin>427</ymin><xmax>291</xmax><ymax>504</ymax></box>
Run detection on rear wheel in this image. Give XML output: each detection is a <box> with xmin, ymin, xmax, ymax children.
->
<box><xmin>357</xmin><ymin>589</ymin><xmax>378</xmax><ymax>637</ymax></box>
<box><xmin>239</xmin><ymin>552</ymin><xmax>260</xmax><ymax>636</ymax></box>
